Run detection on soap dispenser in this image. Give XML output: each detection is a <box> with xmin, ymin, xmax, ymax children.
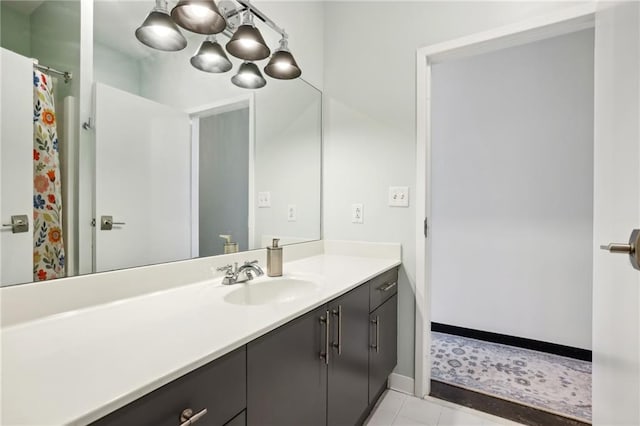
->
<box><xmin>267</xmin><ymin>238</ymin><xmax>282</xmax><ymax>277</ymax></box>
<box><xmin>220</xmin><ymin>234</ymin><xmax>238</xmax><ymax>254</ymax></box>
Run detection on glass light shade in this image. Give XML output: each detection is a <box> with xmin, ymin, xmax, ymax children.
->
<box><xmin>226</xmin><ymin>14</ymin><xmax>271</xmax><ymax>61</ymax></box>
<box><xmin>190</xmin><ymin>36</ymin><xmax>232</xmax><ymax>73</ymax></box>
<box><xmin>264</xmin><ymin>39</ymin><xmax>301</xmax><ymax>80</ymax></box>
<box><xmin>171</xmin><ymin>0</ymin><xmax>226</xmax><ymax>35</ymax></box>
<box><xmin>135</xmin><ymin>9</ymin><xmax>187</xmax><ymax>51</ymax></box>
<box><xmin>231</xmin><ymin>62</ymin><xmax>267</xmax><ymax>89</ymax></box>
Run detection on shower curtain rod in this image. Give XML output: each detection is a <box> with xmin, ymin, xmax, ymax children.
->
<box><xmin>33</xmin><ymin>62</ymin><xmax>72</xmax><ymax>84</ymax></box>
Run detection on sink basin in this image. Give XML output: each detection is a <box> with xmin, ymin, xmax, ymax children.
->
<box><xmin>224</xmin><ymin>278</ymin><xmax>319</xmax><ymax>306</ymax></box>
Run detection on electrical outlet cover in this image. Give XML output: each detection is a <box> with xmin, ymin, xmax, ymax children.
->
<box><xmin>258</xmin><ymin>191</ymin><xmax>271</xmax><ymax>208</ymax></box>
<box><xmin>287</xmin><ymin>204</ymin><xmax>297</xmax><ymax>222</ymax></box>
<box><xmin>352</xmin><ymin>203</ymin><xmax>364</xmax><ymax>224</ymax></box>
<box><xmin>388</xmin><ymin>186</ymin><xmax>409</xmax><ymax>207</ymax></box>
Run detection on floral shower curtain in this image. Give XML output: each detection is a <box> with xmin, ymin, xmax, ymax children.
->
<box><xmin>33</xmin><ymin>70</ymin><xmax>65</xmax><ymax>281</ymax></box>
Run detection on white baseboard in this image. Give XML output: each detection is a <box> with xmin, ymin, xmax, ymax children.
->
<box><xmin>388</xmin><ymin>373</ymin><xmax>414</xmax><ymax>395</ymax></box>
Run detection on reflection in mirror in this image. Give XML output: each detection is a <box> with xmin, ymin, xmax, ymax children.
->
<box><xmin>0</xmin><ymin>0</ymin><xmax>322</xmax><ymax>287</ymax></box>
<box><xmin>1</xmin><ymin>0</ymin><xmax>81</xmax><ymax>286</ymax></box>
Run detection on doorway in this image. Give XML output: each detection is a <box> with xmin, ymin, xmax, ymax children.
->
<box><xmin>427</xmin><ymin>27</ymin><xmax>593</xmax><ymax>423</ymax></box>
<box><xmin>189</xmin><ymin>96</ymin><xmax>255</xmax><ymax>257</ymax></box>
<box><xmin>415</xmin><ymin>3</ymin><xmax>640</xmax><ymax>425</ymax></box>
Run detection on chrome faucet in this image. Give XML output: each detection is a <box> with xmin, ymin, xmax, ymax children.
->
<box><xmin>216</xmin><ymin>260</ymin><xmax>265</xmax><ymax>285</ymax></box>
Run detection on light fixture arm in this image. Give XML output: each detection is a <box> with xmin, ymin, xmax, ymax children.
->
<box><xmin>154</xmin><ymin>0</ymin><xmax>168</xmax><ymax>11</ymax></box>
<box><xmin>234</xmin><ymin>0</ymin><xmax>288</xmax><ymax>39</ymax></box>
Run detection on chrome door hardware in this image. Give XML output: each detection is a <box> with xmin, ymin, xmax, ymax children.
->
<box><xmin>377</xmin><ymin>281</ymin><xmax>397</xmax><ymax>292</ymax></box>
<box><xmin>100</xmin><ymin>215</ymin><xmax>126</xmax><ymax>231</ymax></box>
<box><xmin>371</xmin><ymin>316</ymin><xmax>380</xmax><ymax>353</ymax></box>
<box><xmin>600</xmin><ymin>229</ymin><xmax>640</xmax><ymax>271</ymax></box>
<box><xmin>332</xmin><ymin>305</ymin><xmax>343</xmax><ymax>355</ymax></box>
<box><xmin>179</xmin><ymin>408</ymin><xmax>208</xmax><ymax>426</ymax></box>
<box><xmin>320</xmin><ymin>311</ymin><xmax>330</xmax><ymax>365</ymax></box>
<box><xmin>2</xmin><ymin>215</ymin><xmax>29</xmax><ymax>233</ymax></box>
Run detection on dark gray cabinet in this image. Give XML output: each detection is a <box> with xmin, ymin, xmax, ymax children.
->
<box><xmin>224</xmin><ymin>410</ymin><xmax>246</xmax><ymax>426</ymax></box>
<box><xmin>247</xmin><ymin>268</ymin><xmax>398</xmax><ymax>426</ymax></box>
<box><xmin>369</xmin><ymin>294</ymin><xmax>398</xmax><ymax>403</ymax></box>
<box><xmin>247</xmin><ymin>305</ymin><xmax>328</xmax><ymax>426</ymax></box>
<box><xmin>327</xmin><ymin>283</ymin><xmax>370</xmax><ymax>426</ymax></box>
<box><xmin>92</xmin><ymin>347</ymin><xmax>246</xmax><ymax>426</ymax></box>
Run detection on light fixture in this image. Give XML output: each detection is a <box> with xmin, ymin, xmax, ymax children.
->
<box><xmin>135</xmin><ymin>0</ymin><xmax>302</xmax><ymax>89</ymax></box>
<box><xmin>231</xmin><ymin>61</ymin><xmax>266</xmax><ymax>89</ymax></box>
<box><xmin>226</xmin><ymin>11</ymin><xmax>270</xmax><ymax>61</ymax></box>
<box><xmin>264</xmin><ymin>37</ymin><xmax>301</xmax><ymax>80</ymax></box>
<box><xmin>190</xmin><ymin>35</ymin><xmax>233</xmax><ymax>73</ymax></box>
<box><xmin>135</xmin><ymin>0</ymin><xmax>187</xmax><ymax>51</ymax></box>
<box><xmin>171</xmin><ymin>0</ymin><xmax>227</xmax><ymax>34</ymax></box>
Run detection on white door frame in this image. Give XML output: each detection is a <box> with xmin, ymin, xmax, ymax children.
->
<box><xmin>414</xmin><ymin>3</ymin><xmax>597</xmax><ymax>398</ymax></box>
<box><xmin>186</xmin><ymin>94</ymin><xmax>256</xmax><ymax>256</ymax></box>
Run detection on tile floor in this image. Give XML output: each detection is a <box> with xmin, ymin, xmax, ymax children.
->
<box><xmin>365</xmin><ymin>390</ymin><xmax>525</xmax><ymax>426</ymax></box>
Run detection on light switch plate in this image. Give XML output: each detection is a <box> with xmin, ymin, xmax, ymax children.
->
<box><xmin>287</xmin><ymin>204</ymin><xmax>297</xmax><ymax>222</ymax></box>
<box><xmin>258</xmin><ymin>191</ymin><xmax>271</xmax><ymax>208</ymax></box>
<box><xmin>389</xmin><ymin>186</ymin><xmax>409</xmax><ymax>207</ymax></box>
<box><xmin>352</xmin><ymin>203</ymin><xmax>364</xmax><ymax>224</ymax></box>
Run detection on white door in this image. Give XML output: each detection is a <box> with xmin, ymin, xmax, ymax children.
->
<box><xmin>94</xmin><ymin>83</ymin><xmax>191</xmax><ymax>273</ymax></box>
<box><xmin>0</xmin><ymin>48</ymin><xmax>34</xmax><ymax>286</ymax></box>
<box><xmin>592</xmin><ymin>2</ymin><xmax>640</xmax><ymax>424</ymax></box>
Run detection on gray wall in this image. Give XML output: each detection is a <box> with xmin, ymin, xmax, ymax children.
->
<box><xmin>431</xmin><ymin>29</ymin><xmax>594</xmax><ymax>349</ymax></box>
<box><xmin>199</xmin><ymin>108</ymin><xmax>250</xmax><ymax>257</ymax></box>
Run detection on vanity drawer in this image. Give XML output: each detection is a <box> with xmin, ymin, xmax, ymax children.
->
<box><xmin>92</xmin><ymin>346</ymin><xmax>246</xmax><ymax>426</ymax></box>
<box><xmin>369</xmin><ymin>267</ymin><xmax>399</xmax><ymax>312</ymax></box>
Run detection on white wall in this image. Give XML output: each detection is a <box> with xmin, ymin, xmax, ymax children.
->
<box><xmin>322</xmin><ymin>1</ymin><xmax>586</xmax><ymax>378</ymax></box>
<box><xmin>254</xmin><ymin>79</ymin><xmax>322</xmax><ymax>248</ymax></box>
<box><xmin>431</xmin><ymin>29</ymin><xmax>594</xmax><ymax>349</ymax></box>
<box><xmin>94</xmin><ymin>43</ymin><xmax>141</xmax><ymax>96</ymax></box>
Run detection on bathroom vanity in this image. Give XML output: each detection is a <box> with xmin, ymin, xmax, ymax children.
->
<box><xmin>0</xmin><ymin>241</ymin><xmax>401</xmax><ymax>425</ymax></box>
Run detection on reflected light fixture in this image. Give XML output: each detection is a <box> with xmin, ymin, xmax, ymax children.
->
<box><xmin>190</xmin><ymin>35</ymin><xmax>233</xmax><ymax>73</ymax></box>
<box><xmin>264</xmin><ymin>37</ymin><xmax>301</xmax><ymax>80</ymax></box>
<box><xmin>231</xmin><ymin>61</ymin><xmax>267</xmax><ymax>89</ymax></box>
<box><xmin>171</xmin><ymin>0</ymin><xmax>227</xmax><ymax>35</ymax></box>
<box><xmin>226</xmin><ymin>11</ymin><xmax>271</xmax><ymax>61</ymax></box>
<box><xmin>135</xmin><ymin>0</ymin><xmax>187</xmax><ymax>52</ymax></box>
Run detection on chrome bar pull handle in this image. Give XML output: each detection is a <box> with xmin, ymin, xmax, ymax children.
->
<box><xmin>371</xmin><ymin>316</ymin><xmax>380</xmax><ymax>353</ymax></box>
<box><xmin>332</xmin><ymin>305</ymin><xmax>342</xmax><ymax>355</ymax></box>
<box><xmin>378</xmin><ymin>281</ymin><xmax>397</xmax><ymax>292</ymax></box>
<box><xmin>2</xmin><ymin>215</ymin><xmax>29</xmax><ymax>233</ymax></box>
<box><xmin>320</xmin><ymin>311</ymin><xmax>330</xmax><ymax>365</ymax></box>
<box><xmin>600</xmin><ymin>229</ymin><xmax>640</xmax><ymax>271</ymax></box>
<box><xmin>179</xmin><ymin>408</ymin><xmax>208</xmax><ymax>426</ymax></box>
<box><xmin>100</xmin><ymin>215</ymin><xmax>125</xmax><ymax>231</ymax></box>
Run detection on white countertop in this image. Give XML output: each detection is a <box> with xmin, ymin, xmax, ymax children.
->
<box><xmin>1</xmin><ymin>253</ymin><xmax>400</xmax><ymax>425</ymax></box>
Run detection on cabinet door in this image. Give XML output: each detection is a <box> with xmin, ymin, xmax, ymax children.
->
<box><xmin>247</xmin><ymin>305</ymin><xmax>328</xmax><ymax>426</ymax></box>
<box><xmin>369</xmin><ymin>294</ymin><xmax>398</xmax><ymax>403</ymax></box>
<box><xmin>224</xmin><ymin>410</ymin><xmax>246</xmax><ymax>426</ymax></box>
<box><xmin>328</xmin><ymin>284</ymin><xmax>370</xmax><ymax>425</ymax></box>
<box><xmin>92</xmin><ymin>347</ymin><xmax>246</xmax><ymax>426</ymax></box>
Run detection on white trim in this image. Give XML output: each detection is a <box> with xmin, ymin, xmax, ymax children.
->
<box><xmin>190</xmin><ymin>117</ymin><xmax>200</xmax><ymax>258</ymax></box>
<box><xmin>414</xmin><ymin>2</ymin><xmax>597</xmax><ymax>399</ymax></box>
<box><xmin>185</xmin><ymin>94</ymin><xmax>251</xmax><ymax>117</ymax></box>
<box><xmin>77</xmin><ymin>0</ymin><xmax>94</xmax><ymax>276</ymax></box>
<box><xmin>248</xmin><ymin>93</ymin><xmax>256</xmax><ymax>250</ymax></box>
<box><xmin>388</xmin><ymin>373</ymin><xmax>415</xmax><ymax>395</ymax></box>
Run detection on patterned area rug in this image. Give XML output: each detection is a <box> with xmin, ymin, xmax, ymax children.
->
<box><xmin>431</xmin><ymin>332</ymin><xmax>592</xmax><ymax>423</ymax></box>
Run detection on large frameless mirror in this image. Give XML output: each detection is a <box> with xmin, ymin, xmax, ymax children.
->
<box><xmin>0</xmin><ymin>0</ymin><xmax>322</xmax><ymax>287</ymax></box>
